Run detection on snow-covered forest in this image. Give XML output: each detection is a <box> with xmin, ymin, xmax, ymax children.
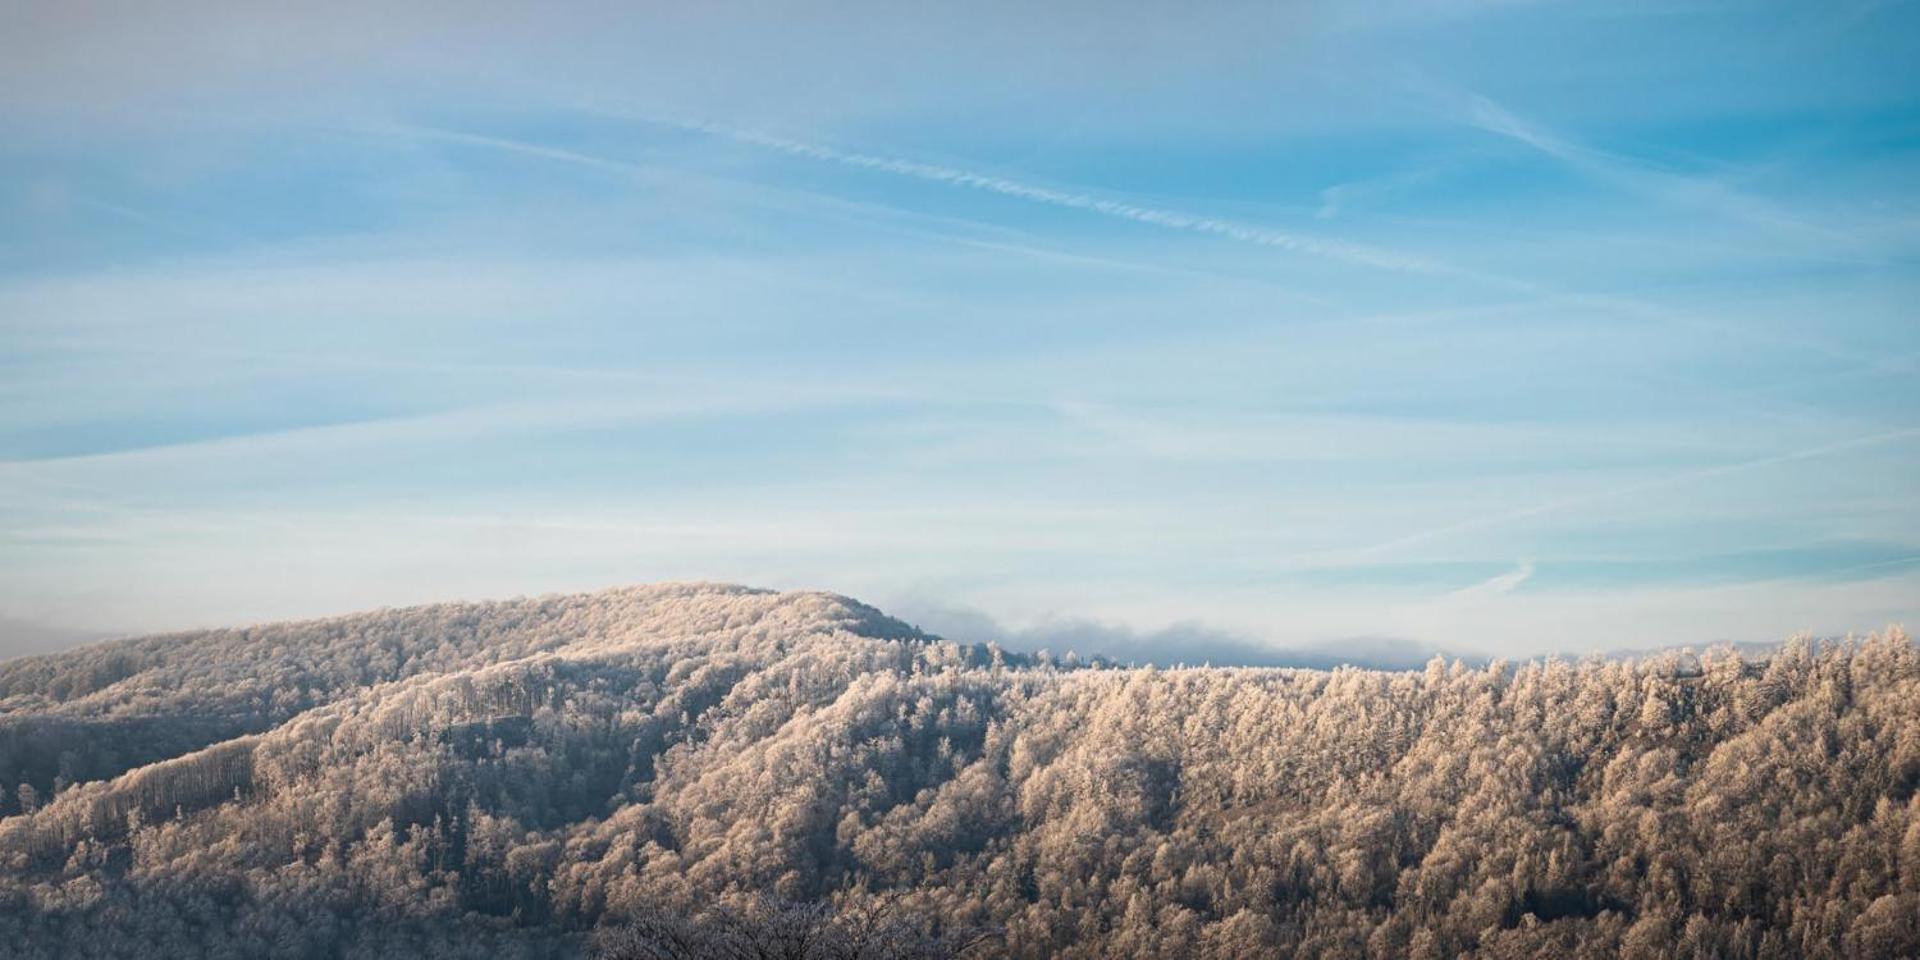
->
<box><xmin>2</xmin><ymin>584</ymin><xmax>1916</xmax><ymax>958</ymax></box>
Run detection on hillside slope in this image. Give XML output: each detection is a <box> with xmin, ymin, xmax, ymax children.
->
<box><xmin>2</xmin><ymin>584</ymin><xmax>1917</xmax><ymax>959</ymax></box>
<box><xmin>0</xmin><ymin>584</ymin><xmax>930</xmax><ymax>800</ymax></box>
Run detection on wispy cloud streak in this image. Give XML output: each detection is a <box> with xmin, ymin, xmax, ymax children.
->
<box><xmin>364</xmin><ymin>122</ymin><xmax>664</xmax><ymax>179</ymax></box>
<box><xmin>1443</xmin><ymin>559</ymin><xmax>1535</xmax><ymax>602</ymax></box>
<box><xmin>614</xmin><ymin>113</ymin><xmax>1457</xmax><ymax>277</ymax></box>
<box><xmin>1460</xmin><ymin>92</ymin><xmax>1858</xmax><ymax>250</ymax></box>
<box><xmin>1350</xmin><ymin>426</ymin><xmax>1920</xmax><ymax>558</ymax></box>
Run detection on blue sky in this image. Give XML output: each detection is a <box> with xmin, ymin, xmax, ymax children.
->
<box><xmin>2</xmin><ymin>0</ymin><xmax>1917</xmax><ymax>658</ymax></box>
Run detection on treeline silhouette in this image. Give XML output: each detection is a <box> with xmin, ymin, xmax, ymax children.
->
<box><xmin>1</xmin><ymin>584</ymin><xmax>1915</xmax><ymax>958</ymax></box>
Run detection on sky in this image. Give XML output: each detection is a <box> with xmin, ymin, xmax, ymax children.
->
<box><xmin>2</xmin><ymin>0</ymin><xmax>1917</xmax><ymax>660</ymax></box>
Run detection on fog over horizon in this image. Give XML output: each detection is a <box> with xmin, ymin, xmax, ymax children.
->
<box><xmin>2</xmin><ymin>579</ymin><xmax>1894</xmax><ymax>670</ymax></box>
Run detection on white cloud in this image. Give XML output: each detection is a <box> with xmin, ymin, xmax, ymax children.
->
<box><xmin>1340</xmin><ymin>426</ymin><xmax>1920</xmax><ymax>560</ymax></box>
<box><xmin>1458</xmin><ymin>90</ymin><xmax>1862</xmax><ymax>253</ymax></box>
<box><xmin>610</xmin><ymin>113</ymin><xmax>1457</xmax><ymax>277</ymax></box>
<box><xmin>1441</xmin><ymin>559</ymin><xmax>1535</xmax><ymax>602</ymax></box>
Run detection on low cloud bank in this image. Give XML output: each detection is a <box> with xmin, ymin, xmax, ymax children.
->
<box><xmin>895</xmin><ymin>602</ymin><xmax>1474</xmax><ymax>671</ymax></box>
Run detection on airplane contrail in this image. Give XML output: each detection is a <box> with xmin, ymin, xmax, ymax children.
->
<box><xmin>602</xmin><ymin>112</ymin><xmax>1464</xmax><ymax>278</ymax></box>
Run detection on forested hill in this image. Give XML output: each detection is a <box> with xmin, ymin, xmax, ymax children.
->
<box><xmin>0</xmin><ymin>584</ymin><xmax>936</xmax><ymax>802</ymax></box>
<box><xmin>2</xmin><ymin>585</ymin><xmax>1917</xmax><ymax>959</ymax></box>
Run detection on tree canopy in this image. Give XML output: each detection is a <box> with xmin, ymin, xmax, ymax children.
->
<box><xmin>2</xmin><ymin>584</ymin><xmax>1915</xmax><ymax>958</ymax></box>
